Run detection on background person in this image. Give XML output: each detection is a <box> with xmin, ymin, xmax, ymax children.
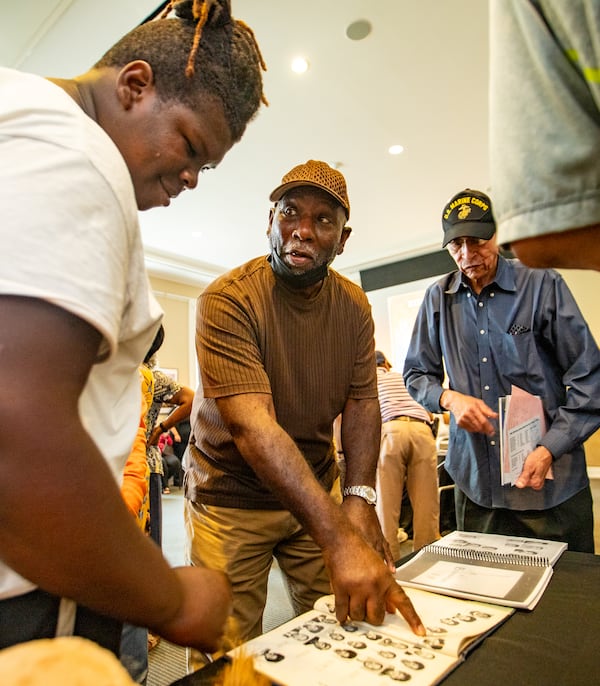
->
<box><xmin>374</xmin><ymin>350</ymin><xmax>440</xmax><ymax>559</ymax></box>
<box><xmin>119</xmin><ymin>364</ymin><xmax>155</xmax><ymax>683</ymax></box>
<box><xmin>142</xmin><ymin>326</ymin><xmax>194</xmax><ymax>545</ymax></box>
<box><xmin>404</xmin><ymin>188</ymin><xmax>600</xmax><ymax>553</ymax></box>
<box><xmin>185</xmin><ymin>160</ymin><xmax>425</xmax><ymax>650</ymax></box>
<box><xmin>0</xmin><ymin>0</ymin><xmax>266</xmax><ymax>654</ymax></box>
<box><xmin>159</xmin><ymin>430</ymin><xmax>184</xmax><ymax>493</ymax></box>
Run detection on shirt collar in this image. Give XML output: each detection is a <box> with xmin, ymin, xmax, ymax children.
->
<box><xmin>445</xmin><ymin>255</ymin><xmax>517</xmax><ymax>295</ymax></box>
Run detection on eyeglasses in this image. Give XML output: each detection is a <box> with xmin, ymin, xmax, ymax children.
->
<box><xmin>447</xmin><ymin>237</ymin><xmax>490</xmax><ymax>252</ymax></box>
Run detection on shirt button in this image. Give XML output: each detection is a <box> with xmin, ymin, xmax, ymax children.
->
<box><xmin>467</xmin><ymin>293</ymin><xmax>472</xmax><ymax>298</ymax></box>
<box><xmin>484</xmin><ymin>385</ymin><xmax>490</xmax><ymax>390</ymax></box>
<box><xmin>478</xmin><ymin>302</ymin><xmax>484</xmax><ymax>308</ymax></box>
<box><xmin>480</xmin><ymin>329</ymin><xmax>485</xmax><ymax>335</ymax></box>
<box><xmin>490</xmin><ymin>440</ymin><xmax>496</xmax><ymax>446</ymax></box>
<box><xmin>482</xmin><ymin>357</ymin><xmax>488</xmax><ymax>362</ymax></box>
<box><xmin>490</xmin><ymin>292</ymin><xmax>495</xmax><ymax>297</ymax></box>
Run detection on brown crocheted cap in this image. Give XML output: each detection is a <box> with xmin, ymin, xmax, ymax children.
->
<box><xmin>269</xmin><ymin>160</ymin><xmax>350</xmax><ymax>218</ymax></box>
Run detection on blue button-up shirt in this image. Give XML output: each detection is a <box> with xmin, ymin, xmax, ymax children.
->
<box><xmin>404</xmin><ymin>256</ymin><xmax>600</xmax><ymax>510</ymax></box>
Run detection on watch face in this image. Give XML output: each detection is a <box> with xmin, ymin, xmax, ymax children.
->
<box><xmin>345</xmin><ymin>485</ymin><xmax>377</xmax><ymax>505</ymax></box>
<box><xmin>362</xmin><ymin>486</ymin><xmax>377</xmax><ymax>505</ymax></box>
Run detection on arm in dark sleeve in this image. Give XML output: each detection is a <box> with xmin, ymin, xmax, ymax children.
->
<box><xmin>537</xmin><ymin>273</ymin><xmax>600</xmax><ymax>458</ymax></box>
<box><xmin>403</xmin><ymin>292</ymin><xmax>446</xmax><ymax>412</ymax></box>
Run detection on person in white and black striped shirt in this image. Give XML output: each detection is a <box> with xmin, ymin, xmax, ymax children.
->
<box><xmin>375</xmin><ymin>351</ymin><xmax>440</xmax><ymax>559</ymax></box>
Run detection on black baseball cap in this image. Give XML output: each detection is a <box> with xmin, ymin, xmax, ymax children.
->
<box><xmin>441</xmin><ymin>189</ymin><xmax>496</xmax><ymax>247</ymax></box>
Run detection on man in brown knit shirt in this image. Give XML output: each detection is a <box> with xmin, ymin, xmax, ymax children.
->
<box><xmin>185</xmin><ymin>160</ymin><xmax>424</xmax><ymax>645</ymax></box>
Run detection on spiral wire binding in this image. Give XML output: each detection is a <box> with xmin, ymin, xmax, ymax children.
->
<box><xmin>423</xmin><ymin>544</ymin><xmax>550</xmax><ymax>567</ymax></box>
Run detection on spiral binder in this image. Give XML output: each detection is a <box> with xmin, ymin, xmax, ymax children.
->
<box><xmin>423</xmin><ymin>543</ymin><xmax>550</xmax><ymax>568</ymax></box>
<box><xmin>394</xmin><ymin>531</ymin><xmax>567</xmax><ymax>609</ymax></box>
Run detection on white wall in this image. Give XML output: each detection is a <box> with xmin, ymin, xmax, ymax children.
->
<box><xmin>367</xmin><ymin>275</ymin><xmax>438</xmax><ymax>370</ymax></box>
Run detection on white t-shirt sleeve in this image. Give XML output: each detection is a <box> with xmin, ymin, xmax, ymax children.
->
<box><xmin>0</xmin><ymin>68</ymin><xmax>142</xmax><ymax>359</ymax></box>
<box><xmin>1</xmin><ymin>138</ymin><xmax>130</xmax><ymax>357</ymax></box>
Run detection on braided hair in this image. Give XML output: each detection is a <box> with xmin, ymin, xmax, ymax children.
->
<box><xmin>95</xmin><ymin>0</ymin><xmax>267</xmax><ymax>143</ymax></box>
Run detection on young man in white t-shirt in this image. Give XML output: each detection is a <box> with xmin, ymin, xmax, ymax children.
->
<box><xmin>0</xmin><ymin>0</ymin><xmax>266</xmax><ymax>655</ymax></box>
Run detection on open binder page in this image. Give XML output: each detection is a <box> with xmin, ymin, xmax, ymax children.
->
<box><xmin>394</xmin><ymin>531</ymin><xmax>567</xmax><ymax>610</ymax></box>
<box><xmin>231</xmin><ymin>589</ymin><xmax>513</xmax><ymax>686</ymax></box>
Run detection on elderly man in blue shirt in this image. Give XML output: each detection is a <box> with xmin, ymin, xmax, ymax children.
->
<box><xmin>404</xmin><ymin>188</ymin><xmax>600</xmax><ymax>553</ymax></box>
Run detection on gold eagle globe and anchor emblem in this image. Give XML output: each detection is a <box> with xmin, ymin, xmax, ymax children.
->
<box><xmin>457</xmin><ymin>205</ymin><xmax>472</xmax><ymax>220</ymax></box>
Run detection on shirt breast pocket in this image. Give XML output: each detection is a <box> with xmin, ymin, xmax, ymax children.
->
<box><xmin>490</xmin><ymin>330</ymin><xmax>544</xmax><ymax>388</ymax></box>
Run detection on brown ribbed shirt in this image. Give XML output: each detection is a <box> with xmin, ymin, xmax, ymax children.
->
<box><xmin>186</xmin><ymin>256</ymin><xmax>378</xmax><ymax>509</ymax></box>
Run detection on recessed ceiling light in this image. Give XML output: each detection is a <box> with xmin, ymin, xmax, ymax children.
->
<box><xmin>389</xmin><ymin>145</ymin><xmax>404</xmax><ymax>155</ymax></box>
<box><xmin>346</xmin><ymin>19</ymin><xmax>372</xmax><ymax>41</ymax></box>
<box><xmin>291</xmin><ymin>56</ymin><xmax>309</xmax><ymax>74</ymax></box>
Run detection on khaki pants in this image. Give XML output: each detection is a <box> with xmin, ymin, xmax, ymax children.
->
<box><xmin>184</xmin><ymin>481</ymin><xmax>340</xmax><ymax>658</ymax></box>
<box><xmin>376</xmin><ymin>420</ymin><xmax>440</xmax><ymax>558</ymax></box>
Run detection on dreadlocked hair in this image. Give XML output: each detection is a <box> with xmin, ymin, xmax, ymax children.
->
<box><xmin>94</xmin><ymin>0</ymin><xmax>267</xmax><ymax>143</ymax></box>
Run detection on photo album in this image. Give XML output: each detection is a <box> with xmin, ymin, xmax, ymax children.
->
<box><xmin>229</xmin><ymin>587</ymin><xmax>514</xmax><ymax>686</ymax></box>
<box><xmin>393</xmin><ymin>530</ymin><xmax>567</xmax><ymax>610</ymax></box>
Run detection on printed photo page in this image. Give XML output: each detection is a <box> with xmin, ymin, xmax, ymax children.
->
<box><xmin>230</xmin><ymin>589</ymin><xmax>513</xmax><ymax>686</ymax></box>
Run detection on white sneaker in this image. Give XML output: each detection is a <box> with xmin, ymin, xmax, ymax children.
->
<box><xmin>397</xmin><ymin>528</ymin><xmax>409</xmax><ymax>544</ymax></box>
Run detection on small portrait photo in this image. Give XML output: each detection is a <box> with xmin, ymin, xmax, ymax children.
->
<box><xmin>283</xmin><ymin>629</ymin><xmax>309</xmax><ymax>642</ymax></box>
<box><xmin>450</xmin><ymin>538</ymin><xmax>472</xmax><ymax>547</ymax></box>
<box><xmin>341</xmin><ymin>623</ymin><xmax>358</xmax><ymax>633</ymax></box>
<box><xmin>440</xmin><ymin>617</ymin><xmax>459</xmax><ymax>626</ymax></box>
<box><xmin>261</xmin><ymin>649</ymin><xmax>285</xmax><ymax>663</ymax></box>
<box><xmin>381</xmin><ymin>667</ymin><xmax>412</xmax><ymax>682</ymax></box>
<box><xmin>363</xmin><ymin>630</ymin><xmax>382</xmax><ymax>641</ymax></box>
<box><xmin>402</xmin><ymin>659</ymin><xmax>425</xmax><ymax>671</ymax></box>
<box><xmin>380</xmin><ymin>637</ymin><xmax>410</xmax><ymax>650</ymax></box>
<box><xmin>315</xmin><ymin>613</ymin><xmax>337</xmax><ymax>624</ymax></box>
<box><xmin>335</xmin><ymin>648</ymin><xmax>357</xmax><ymax>660</ymax></box>
<box><xmin>378</xmin><ymin>649</ymin><xmax>397</xmax><ymax>659</ymax></box>
<box><xmin>422</xmin><ymin>637</ymin><xmax>445</xmax><ymax>650</ymax></box>
<box><xmin>453</xmin><ymin>613</ymin><xmax>476</xmax><ymax>623</ymax></box>
<box><xmin>426</xmin><ymin>626</ymin><xmax>448</xmax><ymax>634</ymax></box>
<box><xmin>347</xmin><ymin>640</ymin><xmax>367</xmax><ymax>650</ymax></box>
<box><xmin>302</xmin><ymin>621</ymin><xmax>324</xmax><ymax>633</ymax></box>
<box><xmin>328</xmin><ymin>630</ymin><xmax>346</xmax><ymax>642</ymax></box>
<box><xmin>514</xmin><ymin>548</ymin><xmax>538</xmax><ymax>556</ymax></box>
<box><xmin>306</xmin><ymin>636</ymin><xmax>331</xmax><ymax>651</ymax></box>
<box><xmin>469</xmin><ymin>610</ymin><xmax>492</xmax><ymax>619</ymax></box>
<box><xmin>361</xmin><ymin>658</ymin><xmax>383</xmax><ymax>672</ymax></box>
<box><xmin>518</xmin><ymin>540</ymin><xmax>545</xmax><ymax>549</ymax></box>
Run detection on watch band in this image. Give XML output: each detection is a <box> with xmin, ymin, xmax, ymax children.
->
<box><xmin>342</xmin><ymin>485</ymin><xmax>377</xmax><ymax>506</ymax></box>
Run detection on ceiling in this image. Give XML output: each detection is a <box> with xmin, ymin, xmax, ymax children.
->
<box><xmin>1</xmin><ymin>0</ymin><xmax>490</xmax><ymax>286</ymax></box>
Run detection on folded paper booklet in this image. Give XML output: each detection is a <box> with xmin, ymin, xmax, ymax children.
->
<box><xmin>498</xmin><ymin>384</ymin><xmax>551</xmax><ymax>485</ymax></box>
<box><xmin>229</xmin><ymin>588</ymin><xmax>514</xmax><ymax>686</ymax></box>
<box><xmin>394</xmin><ymin>531</ymin><xmax>567</xmax><ymax>610</ymax></box>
